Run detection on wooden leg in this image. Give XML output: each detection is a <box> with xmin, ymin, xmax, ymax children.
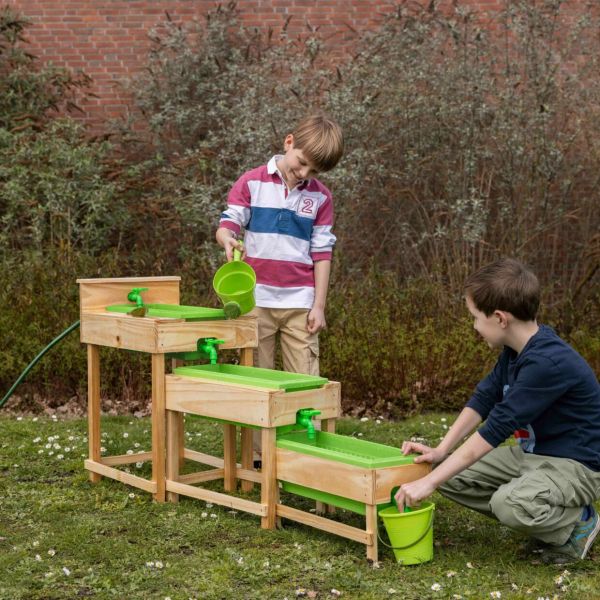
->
<box><xmin>366</xmin><ymin>503</ymin><xmax>379</xmax><ymax>563</ymax></box>
<box><xmin>240</xmin><ymin>427</ymin><xmax>254</xmax><ymax>493</ymax></box>
<box><xmin>261</xmin><ymin>428</ymin><xmax>277</xmax><ymax>529</ymax></box>
<box><xmin>166</xmin><ymin>409</ymin><xmax>181</xmax><ymax>503</ymax></box>
<box><xmin>239</xmin><ymin>347</ymin><xmax>255</xmax><ymax>492</ymax></box>
<box><xmin>151</xmin><ymin>353</ymin><xmax>166</xmax><ymax>502</ymax></box>
<box><xmin>87</xmin><ymin>344</ymin><xmax>101</xmax><ymax>483</ymax></box>
<box><xmin>223</xmin><ymin>425</ymin><xmax>237</xmax><ymax>492</ymax></box>
<box><xmin>171</xmin><ymin>359</ymin><xmax>185</xmax><ymax>466</ymax></box>
<box><xmin>318</xmin><ymin>418</ymin><xmax>337</xmax><ymax>514</ymax></box>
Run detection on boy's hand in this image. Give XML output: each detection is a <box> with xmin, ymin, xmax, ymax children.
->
<box><xmin>401</xmin><ymin>441</ymin><xmax>448</xmax><ymax>464</ymax></box>
<box><xmin>394</xmin><ymin>476</ymin><xmax>436</xmax><ymax>511</ymax></box>
<box><xmin>224</xmin><ymin>237</ymin><xmax>244</xmax><ymax>262</ymax></box>
<box><xmin>307</xmin><ymin>307</ymin><xmax>326</xmax><ymax>334</ymax></box>
<box><xmin>216</xmin><ymin>227</ymin><xmax>244</xmax><ymax>261</ymax></box>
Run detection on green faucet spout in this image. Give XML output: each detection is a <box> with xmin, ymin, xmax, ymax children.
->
<box><xmin>197</xmin><ymin>338</ymin><xmax>225</xmax><ymax>365</ymax></box>
<box><xmin>296</xmin><ymin>408</ymin><xmax>321</xmax><ymax>440</ymax></box>
<box><xmin>126</xmin><ymin>287</ymin><xmax>148</xmax><ymax>317</ymax></box>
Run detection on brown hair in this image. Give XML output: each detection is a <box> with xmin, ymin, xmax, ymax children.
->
<box><xmin>464</xmin><ymin>258</ymin><xmax>540</xmax><ymax>321</ymax></box>
<box><xmin>291</xmin><ymin>113</ymin><xmax>344</xmax><ymax>172</ymax></box>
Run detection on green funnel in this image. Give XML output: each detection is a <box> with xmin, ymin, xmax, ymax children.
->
<box><xmin>213</xmin><ymin>247</ymin><xmax>256</xmax><ymax>319</ymax></box>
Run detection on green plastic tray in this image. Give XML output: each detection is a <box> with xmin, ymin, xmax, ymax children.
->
<box><xmin>174</xmin><ymin>364</ymin><xmax>328</xmax><ymax>392</ymax></box>
<box><xmin>276</xmin><ymin>431</ymin><xmax>416</xmax><ymax>468</ymax></box>
<box><xmin>106</xmin><ymin>303</ymin><xmax>226</xmax><ymax>321</ymax></box>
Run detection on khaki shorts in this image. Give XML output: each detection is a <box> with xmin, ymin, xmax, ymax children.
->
<box><xmin>249</xmin><ymin>307</ymin><xmax>320</xmax><ymax>456</ymax></box>
<box><xmin>249</xmin><ymin>306</ymin><xmax>320</xmax><ymax>376</ymax></box>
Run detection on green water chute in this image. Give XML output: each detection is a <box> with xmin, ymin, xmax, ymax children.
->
<box><xmin>212</xmin><ymin>246</ymin><xmax>256</xmax><ymax>319</ymax></box>
<box><xmin>0</xmin><ymin>320</ymin><xmax>81</xmax><ymax>409</ymax></box>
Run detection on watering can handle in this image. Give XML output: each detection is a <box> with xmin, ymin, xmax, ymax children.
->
<box><xmin>233</xmin><ymin>242</ymin><xmax>244</xmax><ymax>260</ymax></box>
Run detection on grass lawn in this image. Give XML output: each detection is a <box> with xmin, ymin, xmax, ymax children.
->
<box><xmin>0</xmin><ymin>413</ymin><xmax>598</xmax><ymax>600</ymax></box>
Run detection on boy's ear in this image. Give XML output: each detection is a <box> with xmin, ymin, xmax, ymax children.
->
<box><xmin>284</xmin><ymin>134</ymin><xmax>294</xmax><ymax>150</ymax></box>
<box><xmin>493</xmin><ymin>310</ymin><xmax>510</xmax><ymax>328</ymax></box>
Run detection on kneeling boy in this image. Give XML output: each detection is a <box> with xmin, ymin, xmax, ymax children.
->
<box><xmin>395</xmin><ymin>258</ymin><xmax>600</xmax><ymax>564</ymax></box>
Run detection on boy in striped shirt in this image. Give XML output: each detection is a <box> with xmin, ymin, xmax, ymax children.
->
<box><xmin>216</xmin><ymin>113</ymin><xmax>344</xmax><ymax>380</ymax></box>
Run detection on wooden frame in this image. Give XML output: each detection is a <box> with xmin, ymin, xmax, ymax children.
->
<box><xmin>78</xmin><ymin>276</ymin><xmax>258</xmax><ymax>502</ymax></box>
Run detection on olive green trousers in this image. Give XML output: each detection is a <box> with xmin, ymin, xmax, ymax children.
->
<box><xmin>439</xmin><ymin>445</ymin><xmax>600</xmax><ymax>545</ymax></box>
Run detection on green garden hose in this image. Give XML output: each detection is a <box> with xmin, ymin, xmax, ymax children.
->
<box><xmin>0</xmin><ymin>320</ymin><xmax>81</xmax><ymax>409</ymax></box>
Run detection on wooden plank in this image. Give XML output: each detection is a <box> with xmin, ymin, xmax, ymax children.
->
<box><xmin>366</xmin><ymin>504</ymin><xmax>379</xmax><ymax>562</ymax></box>
<box><xmin>261</xmin><ymin>428</ymin><xmax>278</xmax><ymax>529</ymax></box>
<box><xmin>166</xmin><ymin>480</ymin><xmax>267</xmax><ymax>517</ymax></box>
<box><xmin>80</xmin><ymin>312</ymin><xmax>163</xmax><ymax>352</ymax></box>
<box><xmin>268</xmin><ymin>382</ymin><xmax>342</xmax><ymax>427</ymax></box>
<box><xmin>183</xmin><ymin>449</ymin><xmax>224</xmax><ymax>468</ymax></box>
<box><xmin>102</xmin><ymin>451</ymin><xmax>152</xmax><ymax>466</ymax></box>
<box><xmin>85</xmin><ymin>459</ymin><xmax>157</xmax><ymax>493</ymax></box>
<box><xmin>165</xmin><ymin>378</ymin><xmax>340</xmax><ymax>428</ymax></box>
<box><xmin>374</xmin><ymin>463</ymin><xmax>432</xmax><ymax>505</ymax></box>
<box><xmin>156</xmin><ymin>316</ymin><xmax>258</xmax><ymax>352</ymax></box>
<box><xmin>240</xmin><ymin>428</ymin><xmax>255</xmax><ymax>493</ymax></box>
<box><xmin>276</xmin><ymin>448</ymin><xmax>374</xmax><ymax>504</ymax></box>
<box><xmin>276</xmin><ymin>504</ymin><xmax>371</xmax><ymax>545</ymax></box>
<box><xmin>166</xmin><ymin>375</ymin><xmax>272</xmax><ymax>426</ymax></box>
<box><xmin>166</xmin><ymin>409</ymin><xmax>181</xmax><ymax>502</ymax></box>
<box><xmin>179</xmin><ymin>454</ymin><xmax>261</xmax><ymax>484</ymax></box>
<box><xmin>223</xmin><ymin>424</ymin><xmax>237</xmax><ymax>492</ymax></box>
<box><xmin>236</xmin><ymin>467</ymin><xmax>262</xmax><ymax>484</ymax></box>
<box><xmin>87</xmin><ymin>345</ymin><xmax>101</xmax><ymax>484</ymax></box>
<box><xmin>178</xmin><ymin>469</ymin><xmax>224</xmax><ymax>484</ymax></box>
<box><xmin>78</xmin><ymin>277</ymin><xmax>180</xmax><ymax>311</ymax></box>
<box><xmin>239</xmin><ymin>347</ymin><xmax>255</xmax><ymax>493</ymax></box>
<box><xmin>152</xmin><ymin>353</ymin><xmax>166</xmax><ymax>502</ymax></box>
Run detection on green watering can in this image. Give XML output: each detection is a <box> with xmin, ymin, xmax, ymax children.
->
<box><xmin>212</xmin><ymin>246</ymin><xmax>256</xmax><ymax>319</ymax></box>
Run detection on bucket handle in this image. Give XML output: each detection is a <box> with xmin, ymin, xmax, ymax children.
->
<box><xmin>377</xmin><ymin>508</ymin><xmax>434</xmax><ymax>551</ymax></box>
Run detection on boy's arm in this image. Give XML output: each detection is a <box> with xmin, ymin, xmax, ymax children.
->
<box><xmin>402</xmin><ymin>407</ymin><xmax>483</xmax><ymax>464</ymax></box>
<box><xmin>395</xmin><ymin>431</ymin><xmax>493</xmax><ymax>510</ymax></box>
<box><xmin>307</xmin><ymin>259</ymin><xmax>331</xmax><ymax>334</ymax></box>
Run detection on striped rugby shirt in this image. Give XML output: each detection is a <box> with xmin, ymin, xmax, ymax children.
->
<box><xmin>219</xmin><ymin>155</ymin><xmax>336</xmax><ymax>309</ymax></box>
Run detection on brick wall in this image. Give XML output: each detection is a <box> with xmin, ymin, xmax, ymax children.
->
<box><xmin>4</xmin><ymin>1</ymin><xmax>589</xmax><ymax>130</ymax></box>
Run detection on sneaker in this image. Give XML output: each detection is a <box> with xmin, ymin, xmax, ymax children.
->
<box><xmin>541</xmin><ymin>506</ymin><xmax>600</xmax><ymax>565</ymax></box>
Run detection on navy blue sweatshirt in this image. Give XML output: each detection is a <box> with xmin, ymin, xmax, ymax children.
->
<box><xmin>467</xmin><ymin>325</ymin><xmax>600</xmax><ymax>471</ymax></box>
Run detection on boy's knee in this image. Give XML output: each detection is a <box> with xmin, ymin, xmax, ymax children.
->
<box><xmin>490</xmin><ymin>471</ymin><xmax>560</xmax><ymax>528</ymax></box>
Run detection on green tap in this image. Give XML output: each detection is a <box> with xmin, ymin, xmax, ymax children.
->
<box><xmin>296</xmin><ymin>408</ymin><xmax>321</xmax><ymax>440</ymax></box>
<box><xmin>127</xmin><ymin>287</ymin><xmax>148</xmax><ymax>307</ymax></box>
<box><xmin>197</xmin><ymin>338</ymin><xmax>224</xmax><ymax>364</ymax></box>
<box><xmin>126</xmin><ymin>287</ymin><xmax>149</xmax><ymax>317</ymax></box>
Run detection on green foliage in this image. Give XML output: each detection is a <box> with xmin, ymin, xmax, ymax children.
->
<box><xmin>0</xmin><ymin>120</ymin><xmax>122</xmax><ymax>254</ymax></box>
<box><xmin>322</xmin><ymin>270</ymin><xmax>600</xmax><ymax>414</ymax></box>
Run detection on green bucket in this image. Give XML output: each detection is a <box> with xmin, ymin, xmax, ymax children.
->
<box><xmin>212</xmin><ymin>248</ymin><xmax>256</xmax><ymax>318</ymax></box>
<box><xmin>378</xmin><ymin>501</ymin><xmax>435</xmax><ymax>565</ymax></box>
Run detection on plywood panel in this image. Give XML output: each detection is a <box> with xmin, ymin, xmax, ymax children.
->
<box><xmin>276</xmin><ymin>448</ymin><xmax>374</xmax><ymax>504</ymax></box>
<box><xmin>268</xmin><ymin>382</ymin><xmax>341</xmax><ymax>426</ymax></box>
<box><xmin>78</xmin><ymin>277</ymin><xmax>180</xmax><ymax>311</ymax></box>
<box><xmin>156</xmin><ymin>316</ymin><xmax>258</xmax><ymax>351</ymax></box>
<box><xmin>166</xmin><ymin>375</ymin><xmax>272</xmax><ymax>426</ymax></box>
<box><xmin>374</xmin><ymin>463</ymin><xmax>432</xmax><ymax>505</ymax></box>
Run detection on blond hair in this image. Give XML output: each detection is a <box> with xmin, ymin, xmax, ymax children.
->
<box><xmin>292</xmin><ymin>113</ymin><xmax>344</xmax><ymax>172</ymax></box>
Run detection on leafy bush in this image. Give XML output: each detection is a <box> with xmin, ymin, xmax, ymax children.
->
<box><xmin>1</xmin><ymin>2</ymin><xmax>599</xmax><ymax>413</ymax></box>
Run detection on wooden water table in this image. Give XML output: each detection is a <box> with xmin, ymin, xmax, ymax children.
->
<box><xmin>78</xmin><ymin>275</ymin><xmax>430</xmax><ymax>561</ymax></box>
<box><xmin>165</xmin><ymin>365</ymin><xmax>430</xmax><ymax>561</ymax></box>
<box><xmin>77</xmin><ymin>275</ymin><xmax>259</xmax><ymax>502</ymax></box>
